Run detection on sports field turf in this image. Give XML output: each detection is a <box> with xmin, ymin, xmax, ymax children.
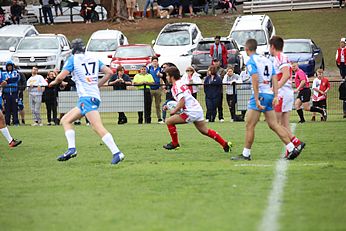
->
<box><xmin>0</xmin><ymin>120</ymin><xmax>345</xmax><ymax>231</ymax></box>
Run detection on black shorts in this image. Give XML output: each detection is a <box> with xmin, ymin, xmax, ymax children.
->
<box><xmin>313</xmin><ymin>99</ymin><xmax>327</xmax><ymax>109</ymax></box>
<box><xmin>297</xmin><ymin>88</ymin><xmax>311</xmax><ymax>103</ymax></box>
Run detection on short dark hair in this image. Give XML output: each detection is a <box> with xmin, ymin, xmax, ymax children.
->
<box><xmin>215</xmin><ymin>35</ymin><xmax>221</xmax><ymax>40</ymax></box>
<box><xmin>165</xmin><ymin>66</ymin><xmax>181</xmax><ymax>80</ymax></box>
<box><xmin>245</xmin><ymin>39</ymin><xmax>257</xmax><ymax>51</ymax></box>
<box><xmin>151</xmin><ymin>56</ymin><xmax>158</xmax><ymax>62</ymax></box>
<box><xmin>269</xmin><ymin>36</ymin><xmax>284</xmax><ymax>51</ymax></box>
<box><xmin>116</xmin><ymin>65</ymin><xmax>124</xmax><ymax>72</ymax></box>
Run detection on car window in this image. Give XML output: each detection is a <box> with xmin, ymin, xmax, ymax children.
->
<box><xmin>120</xmin><ymin>35</ymin><xmax>124</xmax><ymax>45</ymax></box>
<box><xmin>156</xmin><ymin>30</ymin><xmax>190</xmax><ymax>46</ymax></box>
<box><xmin>283</xmin><ymin>42</ymin><xmax>312</xmax><ymax>53</ymax></box>
<box><xmin>231</xmin><ymin>30</ymin><xmax>267</xmax><ymax>46</ymax></box>
<box><xmin>192</xmin><ymin>28</ymin><xmax>198</xmax><ymax>43</ymax></box>
<box><xmin>0</xmin><ymin>36</ymin><xmax>21</xmax><ymax>50</ymax></box>
<box><xmin>17</xmin><ymin>38</ymin><xmax>60</xmax><ymax>50</ymax></box>
<box><xmin>311</xmin><ymin>40</ymin><xmax>318</xmax><ymax>50</ymax></box>
<box><xmin>115</xmin><ymin>46</ymin><xmax>154</xmax><ymax>58</ymax></box>
<box><xmin>87</xmin><ymin>39</ymin><xmax>119</xmax><ymax>52</ymax></box>
<box><xmin>266</xmin><ymin>20</ymin><xmax>273</xmax><ymax>37</ymax></box>
<box><xmin>197</xmin><ymin>41</ymin><xmax>236</xmax><ymax>51</ymax></box>
<box><xmin>26</xmin><ymin>29</ymin><xmax>37</xmax><ymax>37</ymax></box>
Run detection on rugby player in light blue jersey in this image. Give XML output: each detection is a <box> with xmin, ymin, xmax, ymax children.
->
<box><xmin>49</xmin><ymin>39</ymin><xmax>124</xmax><ymax>165</ymax></box>
<box><xmin>231</xmin><ymin>39</ymin><xmax>302</xmax><ymax>161</ymax></box>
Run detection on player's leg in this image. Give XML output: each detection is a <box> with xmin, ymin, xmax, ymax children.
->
<box><xmin>231</xmin><ymin>109</ymin><xmax>260</xmax><ymax>160</ymax></box>
<box><xmin>0</xmin><ymin>110</ymin><xmax>21</xmax><ymax>147</ymax></box>
<box><xmin>163</xmin><ymin>114</ymin><xmax>186</xmax><ymax>150</ymax></box>
<box><xmin>56</xmin><ymin>107</ymin><xmax>82</xmax><ymax>161</ymax></box>
<box><xmin>264</xmin><ymin>111</ymin><xmax>302</xmax><ymax>160</ymax></box>
<box><xmin>85</xmin><ymin>110</ymin><xmax>124</xmax><ymax>164</ymax></box>
<box><xmin>193</xmin><ymin>119</ymin><xmax>232</xmax><ymax>152</ymax></box>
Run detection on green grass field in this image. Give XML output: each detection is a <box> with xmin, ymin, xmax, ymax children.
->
<box><xmin>0</xmin><ymin>120</ymin><xmax>345</xmax><ymax>231</ymax></box>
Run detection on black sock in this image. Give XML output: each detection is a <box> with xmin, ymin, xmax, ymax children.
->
<box><xmin>297</xmin><ymin>109</ymin><xmax>305</xmax><ymax>121</ymax></box>
<box><xmin>310</xmin><ymin>106</ymin><xmax>323</xmax><ymax>114</ymax></box>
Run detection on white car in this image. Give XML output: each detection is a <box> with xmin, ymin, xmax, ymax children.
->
<box><xmin>85</xmin><ymin>29</ymin><xmax>128</xmax><ymax>66</ymax></box>
<box><xmin>229</xmin><ymin>14</ymin><xmax>275</xmax><ymax>63</ymax></box>
<box><xmin>11</xmin><ymin>34</ymin><xmax>72</xmax><ymax>75</ymax></box>
<box><xmin>0</xmin><ymin>25</ymin><xmax>39</xmax><ymax>70</ymax></box>
<box><xmin>152</xmin><ymin>22</ymin><xmax>203</xmax><ymax>74</ymax></box>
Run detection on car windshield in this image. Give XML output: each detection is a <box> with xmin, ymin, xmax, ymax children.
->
<box><xmin>17</xmin><ymin>38</ymin><xmax>60</xmax><ymax>50</ymax></box>
<box><xmin>197</xmin><ymin>41</ymin><xmax>236</xmax><ymax>51</ymax></box>
<box><xmin>156</xmin><ymin>30</ymin><xmax>190</xmax><ymax>46</ymax></box>
<box><xmin>115</xmin><ymin>46</ymin><xmax>153</xmax><ymax>58</ymax></box>
<box><xmin>283</xmin><ymin>42</ymin><xmax>312</xmax><ymax>53</ymax></box>
<box><xmin>87</xmin><ymin>39</ymin><xmax>118</xmax><ymax>52</ymax></box>
<box><xmin>0</xmin><ymin>37</ymin><xmax>22</xmax><ymax>50</ymax></box>
<box><xmin>231</xmin><ymin>30</ymin><xmax>267</xmax><ymax>46</ymax></box>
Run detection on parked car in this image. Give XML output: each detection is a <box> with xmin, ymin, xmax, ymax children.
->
<box><xmin>191</xmin><ymin>37</ymin><xmax>243</xmax><ymax>75</ymax></box>
<box><xmin>109</xmin><ymin>44</ymin><xmax>158</xmax><ymax>77</ymax></box>
<box><xmin>85</xmin><ymin>30</ymin><xmax>128</xmax><ymax>67</ymax></box>
<box><xmin>11</xmin><ymin>34</ymin><xmax>72</xmax><ymax>76</ymax></box>
<box><xmin>0</xmin><ymin>25</ymin><xmax>39</xmax><ymax>70</ymax></box>
<box><xmin>152</xmin><ymin>22</ymin><xmax>203</xmax><ymax>74</ymax></box>
<box><xmin>229</xmin><ymin>14</ymin><xmax>275</xmax><ymax>63</ymax></box>
<box><xmin>283</xmin><ymin>39</ymin><xmax>324</xmax><ymax>77</ymax></box>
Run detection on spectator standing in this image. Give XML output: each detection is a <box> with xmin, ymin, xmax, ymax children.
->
<box><xmin>26</xmin><ymin>66</ymin><xmax>48</xmax><ymax>126</ymax></box>
<box><xmin>181</xmin><ymin>66</ymin><xmax>202</xmax><ymax>99</ymax></box>
<box><xmin>54</xmin><ymin>0</ymin><xmax>63</xmax><ymax>16</ymax></box>
<box><xmin>108</xmin><ymin>65</ymin><xmax>132</xmax><ymax>125</ymax></box>
<box><xmin>45</xmin><ymin>71</ymin><xmax>59</xmax><ymax>125</ymax></box>
<box><xmin>339</xmin><ymin>79</ymin><xmax>346</xmax><ymax>118</ymax></box>
<box><xmin>204</xmin><ymin>65</ymin><xmax>222</xmax><ymax>122</ymax></box>
<box><xmin>222</xmin><ymin>65</ymin><xmax>242</xmax><ymax>122</ymax></box>
<box><xmin>10</xmin><ymin>0</ymin><xmax>22</xmax><ymax>24</ymax></box>
<box><xmin>213</xmin><ymin>59</ymin><xmax>225</xmax><ymax>122</ymax></box>
<box><xmin>178</xmin><ymin>0</ymin><xmax>194</xmax><ymax>18</ymax></box>
<box><xmin>143</xmin><ymin>0</ymin><xmax>154</xmax><ymax>18</ymax></box>
<box><xmin>133</xmin><ymin>66</ymin><xmax>154</xmax><ymax>124</ymax></box>
<box><xmin>125</xmin><ymin>0</ymin><xmax>135</xmax><ymax>20</ymax></box>
<box><xmin>336</xmin><ymin>38</ymin><xmax>346</xmax><ymax>80</ymax></box>
<box><xmin>81</xmin><ymin>0</ymin><xmax>96</xmax><ymax>23</ymax></box>
<box><xmin>312</xmin><ymin>69</ymin><xmax>330</xmax><ymax>121</ymax></box>
<box><xmin>210</xmin><ymin>36</ymin><xmax>228</xmax><ymax>68</ymax></box>
<box><xmin>18</xmin><ymin>71</ymin><xmax>26</xmax><ymax>125</ymax></box>
<box><xmin>1</xmin><ymin>61</ymin><xmax>20</xmax><ymax>126</ymax></box>
<box><xmin>147</xmin><ymin>57</ymin><xmax>163</xmax><ymax>123</ymax></box>
<box><xmin>40</xmin><ymin>0</ymin><xmax>54</xmax><ymax>25</ymax></box>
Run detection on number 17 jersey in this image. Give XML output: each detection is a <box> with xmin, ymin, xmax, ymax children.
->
<box><xmin>246</xmin><ymin>53</ymin><xmax>276</xmax><ymax>94</ymax></box>
<box><xmin>63</xmin><ymin>54</ymin><xmax>104</xmax><ymax>101</ymax></box>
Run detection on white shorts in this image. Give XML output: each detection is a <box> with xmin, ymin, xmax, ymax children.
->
<box><xmin>180</xmin><ymin>110</ymin><xmax>204</xmax><ymax>123</ymax></box>
<box><xmin>275</xmin><ymin>88</ymin><xmax>294</xmax><ymax>113</ymax></box>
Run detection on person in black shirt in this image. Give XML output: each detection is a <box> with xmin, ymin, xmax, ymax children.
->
<box><xmin>108</xmin><ymin>66</ymin><xmax>132</xmax><ymax>124</ymax></box>
<box><xmin>45</xmin><ymin>71</ymin><xmax>59</xmax><ymax>125</ymax></box>
<box><xmin>10</xmin><ymin>0</ymin><xmax>22</xmax><ymax>24</ymax></box>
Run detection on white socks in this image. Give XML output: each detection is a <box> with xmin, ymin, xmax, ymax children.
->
<box><xmin>0</xmin><ymin>127</ymin><xmax>13</xmax><ymax>143</ymax></box>
<box><xmin>65</xmin><ymin>129</ymin><xmax>76</xmax><ymax>149</ymax></box>
<box><xmin>242</xmin><ymin>148</ymin><xmax>251</xmax><ymax>157</ymax></box>
<box><xmin>102</xmin><ymin>133</ymin><xmax>120</xmax><ymax>155</ymax></box>
<box><xmin>286</xmin><ymin>142</ymin><xmax>295</xmax><ymax>152</ymax></box>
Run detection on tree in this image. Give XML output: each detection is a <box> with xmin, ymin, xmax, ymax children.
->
<box><xmin>100</xmin><ymin>0</ymin><xmax>129</xmax><ymax>22</ymax></box>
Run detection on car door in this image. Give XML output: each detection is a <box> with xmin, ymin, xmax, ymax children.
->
<box><xmin>311</xmin><ymin>40</ymin><xmax>322</xmax><ymax>70</ymax></box>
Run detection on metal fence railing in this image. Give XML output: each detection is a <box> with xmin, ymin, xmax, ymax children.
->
<box><xmin>0</xmin><ymin>80</ymin><xmax>344</xmax><ymax>126</ymax></box>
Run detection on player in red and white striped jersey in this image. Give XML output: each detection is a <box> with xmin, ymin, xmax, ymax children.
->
<box><xmin>162</xmin><ymin>66</ymin><xmax>232</xmax><ymax>153</ymax></box>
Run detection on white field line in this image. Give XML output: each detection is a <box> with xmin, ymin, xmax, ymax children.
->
<box><xmin>257</xmin><ymin>123</ymin><xmax>297</xmax><ymax>231</ymax></box>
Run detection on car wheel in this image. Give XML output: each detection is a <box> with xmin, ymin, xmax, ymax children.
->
<box><xmin>320</xmin><ymin>59</ymin><xmax>325</xmax><ymax>70</ymax></box>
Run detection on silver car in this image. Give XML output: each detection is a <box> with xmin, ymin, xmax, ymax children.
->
<box><xmin>11</xmin><ymin>34</ymin><xmax>72</xmax><ymax>76</ymax></box>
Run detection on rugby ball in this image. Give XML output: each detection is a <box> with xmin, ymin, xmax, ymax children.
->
<box><xmin>166</xmin><ymin>101</ymin><xmax>182</xmax><ymax>114</ymax></box>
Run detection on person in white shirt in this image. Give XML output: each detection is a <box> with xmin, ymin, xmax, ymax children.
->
<box><xmin>49</xmin><ymin>38</ymin><xmax>125</xmax><ymax>165</ymax></box>
<box><xmin>222</xmin><ymin>65</ymin><xmax>242</xmax><ymax>121</ymax></box>
<box><xmin>26</xmin><ymin>66</ymin><xmax>48</xmax><ymax>126</ymax></box>
<box><xmin>181</xmin><ymin>66</ymin><xmax>202</xmax><ymax>99</ymax></box>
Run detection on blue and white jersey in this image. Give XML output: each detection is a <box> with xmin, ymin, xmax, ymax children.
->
<box><xmin>63</xmin><ymin>54</ymin><xmax>104</xmax><ymax>100</ymax></box>
<box><xmin>246</xmin><ymin>53</ymin><xmax>276</xmax><ymax>94</ymax></box>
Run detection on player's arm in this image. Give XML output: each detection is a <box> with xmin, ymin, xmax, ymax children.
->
<box><xmin>277</xmin><ymin>66</ymin><xmax>290</xmax><ymax>88</ymax></box>
<box><xmin>98</xmin><ymin>65</ymin><xmax>113</xmax><ymax>88</ymax></box>
<box><xmin>171</xmin><ymin>97</ymin><xmax>185</xmax><ymax>115</ymax></box>
<box><xmin>251</xmin><ymin>73</ymin><xmax>264</xmax><ymax>110</ymax></box>
<box><xmin>272</xmin><ymin>74</ymin><xmax>279</xmax><ymax>106</ymax></box>
<box><xmin>49</xmin><ymin>70</ymin><xmax>70</xmax><ymax>87</ymax></box>
<box><xmin>295</xmin><ymin>76</ymin><xmax>305</xmax><ymax>93</ymax></box>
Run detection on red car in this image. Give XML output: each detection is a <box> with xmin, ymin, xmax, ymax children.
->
<box><xmin>109</xmin><ymin>44</ymin><xmax>159</xmax><ymax>77</ymax></box>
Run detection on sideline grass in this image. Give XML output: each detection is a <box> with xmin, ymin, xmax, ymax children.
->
<box><xmin>0</xmin><ymin>121</ymin><xmax>345</xmax><ymax>231</ymax></box>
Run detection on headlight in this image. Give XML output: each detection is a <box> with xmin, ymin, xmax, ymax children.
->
<box><xmin>110</xmin><ymin>62</ymin><xmax>118</xmax><ymax>69</ymax></box>
<box><xmin>12</xmin><ymin>56</ymin><xmax>19</xmax><ymax>63</ymax></box>
<box><xmin>298</xmin><ymin>61</ymin><xmax>309</xmax><ymax>65</ymax></box>
<box><xmin>47</xmin><ymin>55</ymin><xmax>56</xmax><ymax>62</ymax></box>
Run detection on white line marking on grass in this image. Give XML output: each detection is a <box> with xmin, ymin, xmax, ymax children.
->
<box><xmin>234</xmin><ymin>164</ymin><xmax>273</xmax><ymax>167</ymax></box>
<box><xmin>258</xmin><ymin>123</ymin><xmax>297</xmax><ymax>231</ymax></box>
